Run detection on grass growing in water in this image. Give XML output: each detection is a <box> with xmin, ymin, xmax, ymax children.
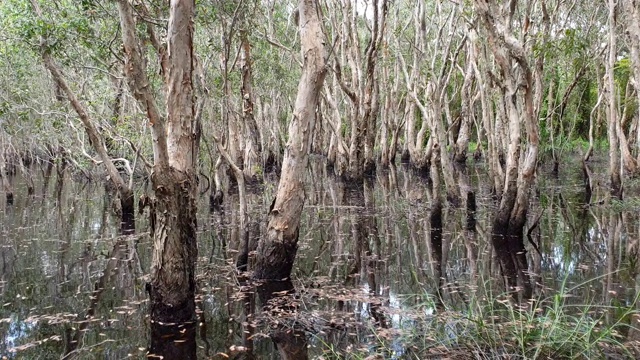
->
<box><xmin>314</xmin><ymin>274</ymin><xmax>640</xmax><ymax>359</ymax></box>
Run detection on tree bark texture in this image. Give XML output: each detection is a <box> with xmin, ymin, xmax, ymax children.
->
<box><xmin>253</xmin><ymin>0</ymin><xmax>327</xmax><ymax>281</ymax></box>
<box><xmin>166</xmin><ymin>0</ymin><xmax>196</xmax><ymax>173</ymax></box>
<box><xmin>240</xmin><ymin>29</ymin><xmax>262</xmax><ymax>182</ymax></box>
<box><xmin>116</xmin><ymin>0</ymin><xmax>169</xmax><ymax>168</ymax></box>
<box><xmin>147</xmin><ymin>0</ymin><xmax>199</xmax><ymax>324</ymax></box>
<box><xmin>475</xmin><ymin>0</ymin><xmax>540</xmax><ymax>301</ymax></box>
<box><xmin>115</xmin><ymin>0</ymin><xmax>198</xmax><ymax>323</ymax></box>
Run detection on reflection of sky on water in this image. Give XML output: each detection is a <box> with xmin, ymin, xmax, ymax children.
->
<box><xmin>0</xmin><ymin>160</ymin><xmax>637</xmax><ymax>358</ymax></box>
<box><xmin>3</xmin><ymin>314</ymin><xmax>36</xmax><ymax>354</ymax></box>
<box><xmin>552</xmin><ymin>243</ymin><xmax>576</xmax><ymax>274</ymax></box>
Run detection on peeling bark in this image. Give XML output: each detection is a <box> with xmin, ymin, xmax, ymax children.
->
<box><xmin>474</xmin><ymin>0</ymin><xmax>540</xmax><ymax>302</ymax></box>
<box><xmin>115</xmin><ymin>0</ymin><xmax>198</xmax><ymax>325</ymax></box>
<box><xmin>253</xmin><ymin>0</ymin><xmax>327</xmax><ymax>281</ymax></box>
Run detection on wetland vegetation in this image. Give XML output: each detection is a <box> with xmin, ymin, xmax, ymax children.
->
<box><xmin>2</xmin><ymin>0</ymin><xmax>640</xmax><ymax>359</ymax></box>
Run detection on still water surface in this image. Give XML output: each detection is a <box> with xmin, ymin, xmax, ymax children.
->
<box><xmin>0</xmin><ymin>158</ymin><xmax>638</xmax><ymax>359</ymax></box>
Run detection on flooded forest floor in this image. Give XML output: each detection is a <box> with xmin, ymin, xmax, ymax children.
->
<box><xmin>2</xmin><ymin>155</ymin><xmax>640</xmax><ymax>359</ymax></box>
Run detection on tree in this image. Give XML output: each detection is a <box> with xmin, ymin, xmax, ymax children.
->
<box><xmin>252</xmin><ymin>0</ymin><xmax>327</xmax><ymax>356</ymax></box>
<box><xmin>474</xmin><ymin>0</ymin><xmax>541</xmax><ymax>301</ymax></box>
<box><xmin>607</xmin><ymin>0</ymin><xmax>623</xmax><ymax>199</ymax></box>
<box><xmin>253</xmin><ymin>0</ymin><xmax>327</xmax><ymax>282</ymax></box>
<box><xmin>324</xmin><ymin>0</ymin><xmax>388</xmax><ymax>181</ymax></box>
<box><xmin>113</xmin><ymin>5</ymin><xmax>199</xmax><ymax>359</ymax></box>
<box><xmin>30</xmin><ymin>0</ymin><xmax>135</xmax><ymax>233</ymax></box>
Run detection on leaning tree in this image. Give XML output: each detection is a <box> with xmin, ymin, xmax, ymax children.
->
<box><xmin>473</xmin><ymin>0</ymin><xmax>542</xmax><ymax>301</ymax></box>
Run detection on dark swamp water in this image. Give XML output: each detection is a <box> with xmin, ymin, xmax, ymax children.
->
<box><xmin>1</xmin><ymin>156</ymin><xmax>640</xmax><ymax>359</ymax></box>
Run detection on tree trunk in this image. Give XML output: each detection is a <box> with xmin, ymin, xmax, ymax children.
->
<box><xmin>148</xmin><ymin>167</ymin><xmax>197</xmax><ymax>322</ymax></box>
<box><xmin>33</xmin><ymin>0</ymin><xmax>135</xmax><ymax>226</ymax></box>
<box><xmin>252</xmin><ymin>2</ymin><xmax>325</xmax><ymax>354</ymax></box>
<box><xmin>147</xmin><ymin>0</ymin><xmax>199</xmax><ymax>326</ymax></box>
<box><xmin>253</xmin><ymin>0</ymin><xmax>327</xmax><ymax>281</ymax></box>
<box><xmin>475</xmin><ymin>0</ymin><xmax>540</xmax><ymax>302</ymax></box>
<box><xmin>116</xmin><ymin>0</ymin><xmax>198</xmax><ymax>336</ymax></box>
<box><xmin>608</xmin><ymin>0</ymin><xmax>623</xmax><ymax>199</ymax></box>
<box><xmin>240</xmin><ymin>29</ymin><xmax>262</xmax><ymax>182</ymax></box>
<box><xmin>624</xmin><ymin>1</ymin><xmax>640</xmax><ymax>164</ymax></box>
<box><xmin>0</xmin><ymin>154</ymin><xmax>13</xmax><ymax>205</ymax></box>
<box><xmin>455</xmin><ymin>50</ymin><xmax>476</xmax><ymax>164</ymax></box>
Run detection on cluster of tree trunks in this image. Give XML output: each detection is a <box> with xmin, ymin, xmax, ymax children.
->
<box><xmin>37</xmin><ymin>0</ymin><xmax>201</xmax><ymax>355</ymax></box>
<box><xmin>24</xmin><ymin>1</ymin><xmax>640</xmax><ymax>357</ymax></box>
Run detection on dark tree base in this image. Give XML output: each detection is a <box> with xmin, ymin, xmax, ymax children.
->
<box><xmin>148</xmin><ymin>320</ymin><xmax>196</xmax><ymax>360</ymax></box>
<box><xmin>466</xmin><ymin>191</ymin><xmax>476</xmax><ymax>231</ymax></box>
<box><xmin>363</xmin><ymin>159</ymin><xmax>376</xmax><ymax>178</ymax></box>
<box><xmin>121</xmin><ymin>192</ymin><xmax>135</xmax><ymax>235</ymax></box>
<box><xmin>147</xmin><ymin>283</ymin><xmax>196</xmax><ymax>325</ymax></box>
<box><xmin>430</xmin><ymin>200</ymin><xmax>444</xmax><ymax>308</ymax></box>
<box><xmin>400</xmin><ymin>149</ymin><xmax>410</xmax><ymax>163</ymax></box>
<box><xmin>454</xmin><ymin>152</ymin><xmax>467</xmax><ymax>164</ymax></box>
<box><xmin>209</xmin><ymin>189</ymin><xmax>224</xmax><ymax>213</ymax></box>
<box><xmin>264</xmin><ymin>151</ymin><xmax>280</xmax><ymax>174</ymax></box>
<box><xmin>253</xmin><ymin>228</ymin><xmax>299</xmax><ymax>281</ymax></box>
<box><xmin>491</xmin><ymin>213</ymin><xmax>532</xmax><ymax>302</ymax></box>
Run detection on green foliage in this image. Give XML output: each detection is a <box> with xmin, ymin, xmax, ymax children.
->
<box><xmin>328</xmin><ymin>275</ymin><xmax>640</xmax><ymax>359</ymax></box>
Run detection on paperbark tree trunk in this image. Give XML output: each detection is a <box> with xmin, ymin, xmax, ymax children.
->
<box><xmin>475</xmin><ymin>0</ymin><xmax>540</xmax><ymax>302</ymax></box>
<box><xmin>115</xmin><ymin>0</ymin><xmax>198</xmax><ymax>332</ymax></box>
<box><xmin>622</xmin><ymin>0</ymin><xmax>640</xmax><ymax>169</ymax></box>
<box><xmin>607</xmin><ymin>0</ymin><xmax>623</xmax><ymax>199</ymax></box>
<box><xmin>253</xmin><ymin>0</ymin><xmax>327</xmax><ymax>282</ymax></box>
<box><xmin>240</xmin><ymin>29</ymin><xmax>262</xmax><ymax>182</ymax></box>
<box><xmin>253</xmin><ymin>1</ymin><xmax>326</xmax><ymax>356</ymax></box>
<box><xmin>32</xmin><ymin>0</ymin><xmax>135</xmax><ymax>228</ymax></box>
<box><xmin>397</xmin><ymin>2</ymin><xmax>430</xmax><ymax>172</ymax></box>
<box><xmin>148</xmin><ymin>0</ymin><xmax>198</xmax><ymax>325</ymax></box>
<box><xmin>455</xmin><ymin>49</ymin><xmax>476</xmax><ymax>164</ymax></box>
<box><xmin>0</xmin><ymin>146</ymin><xmax>12</xmax><ymax>205</ymax></box>
<box><xmin>328</xmin><ymin>0</ymin><xmax>388</xmax><ymax>181</ymax></box>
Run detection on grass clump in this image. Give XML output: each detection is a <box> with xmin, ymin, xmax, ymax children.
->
<box><xmin>312</xmin><ymin>275</ymin><xmax>640</xmax><ymax>360</ymax></box>
<box><xmin>393</xmin><ymin>278</ymin><xmax>640</xmax><ymax>359</ymax></box>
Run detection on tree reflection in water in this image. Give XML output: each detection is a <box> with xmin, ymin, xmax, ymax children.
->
<box><xmin>148</xmin><ymin>320</ymin><xmax>196</xmax><ymax>360</ymax></box>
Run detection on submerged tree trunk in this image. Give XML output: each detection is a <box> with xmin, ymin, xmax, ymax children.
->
<box><xmin>607</xmin><ymin>0</ymin><xmax>623</xmax><ymax>199</ymax></box>
<box><xmin>0</xmin><ymin>143</ymin><xmax>13</xmax><ymax>205</ymax></box>
<box><xmin>148</xmin><ymin>167</ymin><xmax>197</xmax><ymax>322</ymax></box>
<box><xmin>253</xmin><ymin>0</ymin><xmax>326</xmax><ymax>357</ymax></box>
<box><xmin>253</xmin><ymin>0</ymin><xmax>327</xmax><ymax>281</ymax></box>
<box><xmin>475</xmin><ymin>0</ymin><xmax>540</xmax><ymax>302</ymax></box>
<box><xmin>115</xmin><ymin>0</ymin><xmax>199</xmax><ymax>349</ymax></box>
<box><xmin>147</xmin><ymin>0</ymin><xmax>198</xmax><ymax>326</ymax></box>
